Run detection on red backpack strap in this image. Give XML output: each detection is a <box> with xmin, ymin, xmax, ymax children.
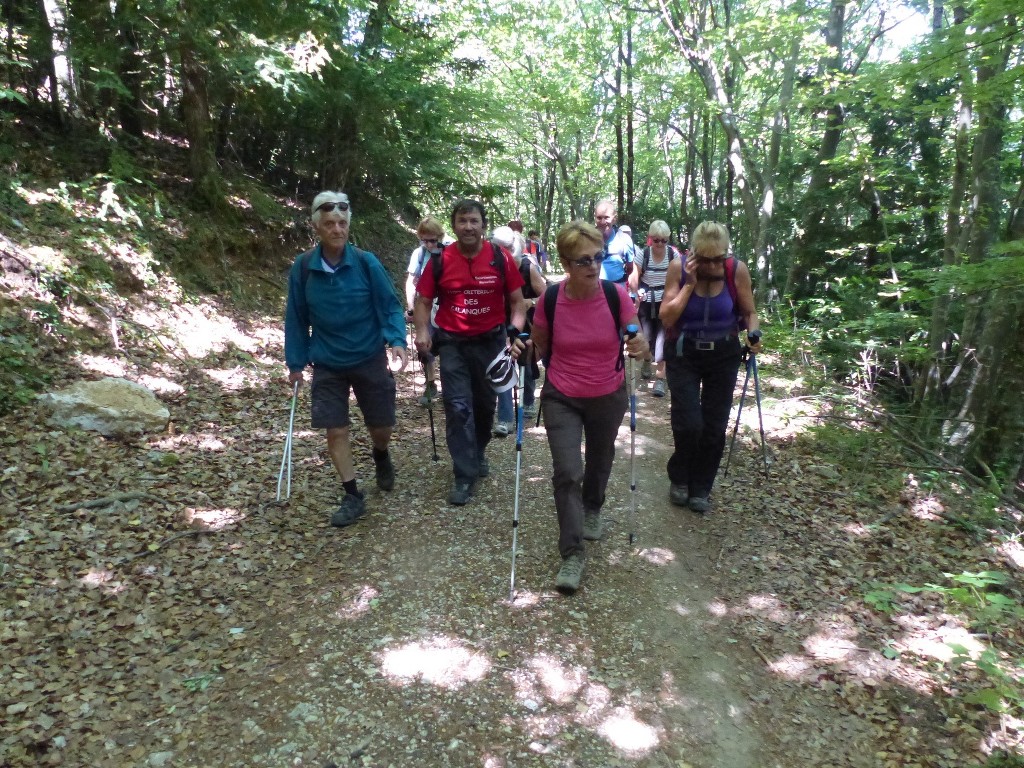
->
<box><xmin>725</xmin><ymin>257</ymin><xmax>738</xmax><ymax>305</ymax></box>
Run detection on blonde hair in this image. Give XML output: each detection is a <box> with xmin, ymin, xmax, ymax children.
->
<box><xmin>691</xmin><ymin>221</ymin><xmax>730</xmax><ymax>257</ymax></box>
<box><xmin>555</xmin><ymin>220</ymin><xmax>603</xmax><ymax>263</ymax></box>
<box><xmin>648</xmin><ymin>220</ymin><xmax>670</xmax><ymax>239</ymax></box>
<box><xmin>416</xmin><ymin>216</ymin><xmax>444</xmax><ymax>239</ymax></box>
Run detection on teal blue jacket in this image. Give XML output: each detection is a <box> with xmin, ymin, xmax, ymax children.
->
<box><xmin>285</xmin><ymin>243</ymin><xmax>406</xmax><ymax>372</ymax></box>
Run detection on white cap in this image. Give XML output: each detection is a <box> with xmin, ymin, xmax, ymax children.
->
<box><xmin>492</xmin><ymin>226</ymin><xmax>516</xmax><ymax>249</ymax></box>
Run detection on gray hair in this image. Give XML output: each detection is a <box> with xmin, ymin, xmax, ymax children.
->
<box><xmin>311</xmin><ymin>191</ymin><xmax>351</xmax><ymax>226</ymax></box>
<box><xmin>648</xmin><ymin>220</ymin><xmax>671</xmax><ymax>239</ymax></box>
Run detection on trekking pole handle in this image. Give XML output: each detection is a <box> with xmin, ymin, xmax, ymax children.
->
<box><xmin>506</xmin><ymin>324</ymin><xmax>522</xmax><ymax>343</ymax></box>
<box><xmin>625</xmin><ymin>324</ymin><xmax>638</xmax><ymax>340</ymax></box>
<box><xmin>747</xmin><ymin>329</ymin><xmax>762</xmax><ymax>346</ymax></box>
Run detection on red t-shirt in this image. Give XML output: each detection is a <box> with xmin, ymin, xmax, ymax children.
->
<box><xmin>415</xmin><ymin>241</ymin><xmax>525</xmax><ymax>336</ymax></box>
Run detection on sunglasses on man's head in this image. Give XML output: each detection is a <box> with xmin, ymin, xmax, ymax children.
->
<box><xmin>569</xmin><ymin>254</ymin><xmax>605</xmax><ymax>268</ymax></box>
<box><xmin>315</xmin><ymin>201</ymin><xmax>350</xmax><ymax>213</ymax></box>
<box><xmin>697</xmin><ymin>253</ymin><xmax>727</xmax><ymax>264</ymax></box>
<box><xmin>651</xmin><ymin>238</ymin><xmax>668</xmax><ymax>244</ymax></box>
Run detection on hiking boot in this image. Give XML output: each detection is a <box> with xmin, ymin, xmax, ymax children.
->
<box><xmin>478</xmin><ymin>457</ymin><xmax>490</xmax><ymax>478</ymax></box>
<box><xmin>330</xmin><ymin>494</ymin><xmax>366</xmax><ymax>527</ymax></box>
<box><xmin>418</xmin><ymin>381</ymin><xmax>438</xmax><ymax>406</ymax></box>
<box><xmin>582</xmin><ymin>512</ymin><xmax>603</xmax><ymax>541</ymax></box>
<box><xmin>523</xmin><ymin>403</ymin><xmax>537</xmax><ymax>420</ymax></box>
<box><xmin>493</xmin><ymin>421</ymin><xmax>512</xmax><ymax>438</ymax></box>
<box><xmin>641</xmin><ymin>360</ymin><xmax>653</xmax><ymax>379</ymax></box>
<box><xmin>555</xmin><ymin>552</ymin><xmax>585</xmax><ymax>595</ymax></box>
<box><xmin>448</xmin><ymin>482</ymin><xmax>474</xmax><ymax>506</ymax></box>
<box><xmin>688</xmin><ymin>495</ymin><xmax>711</xmax><ymax>514</ymax></box>
<box><xmin>669</xmin><ymin>484</ymin><xmax>689</xmax><ymax>507</ymax></box>
<box><xmin>652</xmin><ymin>379</ymin><xmax>667</xmax><ymax>398</ymax></box>
<box><xmin>374</xmin><ymin>453</ymin><xmax>396</xmax><ymax>491</ymax></box>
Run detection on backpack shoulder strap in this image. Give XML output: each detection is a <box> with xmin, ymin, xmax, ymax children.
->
<box><xmin>489</xmin><ymin>240</ymin><xmax>506</xmax><ymax>285</ymax></box>
<box><xmin>600</xmin><ymin>280</ymin><xmax>625</xmax><ymax>372</ymax></box>
<box><xmin>298</xmin><ymin>247</ymin><xmax>318</xmax><ymax>288</ymax></box>
<box><xmin>431</xmin><ymin>249</ymin><xmax>444</xmax><ymax>285</ymax></box>
<box><xmin>725</xmin><ymin>256</ymin><xmax>738</xmax><ymax>306</ymax></box>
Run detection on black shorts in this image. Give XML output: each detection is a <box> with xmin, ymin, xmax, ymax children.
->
<box><xmin>310</xmin><ymin>352</ymin><xmax>396</xmax><ymax>429</ymax></box>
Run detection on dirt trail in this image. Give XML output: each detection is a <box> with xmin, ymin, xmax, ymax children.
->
<box><xmin>178</xmin><ymin>371</ymin><xmax>815</xmax><ymax>767</ymax></box>
<box><xmin>4</xmin><ymin>360</ymin><xmax>983</xmax><ymax>767</ymax></box>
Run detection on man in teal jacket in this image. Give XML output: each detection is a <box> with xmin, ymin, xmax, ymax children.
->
<box><xmin>285</xmin><ymin>191</ymin><xmax>408</xmax><ymax>527</ymax></box>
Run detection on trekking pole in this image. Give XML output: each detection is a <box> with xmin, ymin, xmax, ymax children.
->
<box><xmin>276</xmin><ymin>380</ymin><xmax>299</xmax><ymax>501</ymax></box>
<box><xmin>723</xmin><ymin>349</ymin><xmax>752</xmax><ymax>479</ymax></box>
<box><xmin>750</xmin><ymin>351</ymin><xmax>769</xmax><ymax>478</ymax></box>
<box><xmin>426</xmin><ymin>380</ymin><xmax>439</xmax><ymax>461</ymax></box>
<box><xmin>625</xmin><ymin>324</ymin><xmax>639</xmax><ymax>545</ymax></box>
<box><xmin>509</xmin><ymin>332</ymin><xmax>528</xmax><ymax>601</ymax></box>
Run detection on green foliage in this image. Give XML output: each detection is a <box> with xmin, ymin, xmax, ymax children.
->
<box><xmin>0</xmin><ymin>308</ymin><xmax>54</xmax><ymax>414</ymax></box>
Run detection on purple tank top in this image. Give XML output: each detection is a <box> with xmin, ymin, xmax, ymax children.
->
<box><xmin>677</xmin><ymin>285</ymin><xmax>738</xmax><ymax>338</ymax></box>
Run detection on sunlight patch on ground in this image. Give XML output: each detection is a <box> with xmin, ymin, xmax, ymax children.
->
<box><xmin>596</xmin><ymin>707</ymin><xmax>660</xmax><ymax>756</ymax></box>
<box><xmin>637</xmin><ymin>547</ymin><xmax>675</xmax><ymax>565</ymax></box>
<box><xmin>378</xmin><ymin>636</ymin><xmax>490</xmax><ymax>690</ymax></box>
<box><xmin>185</xmin><ymin>506</ymin><xmax>243</xmax><ymax>530</ymax></box>
<box><xmin>206</xmin><ymin>367</ymin><xmax>267</xmax><ymax>391</ymax></box>
<box><xmin>129</xmin><ymin>301</ymin><xmax>262</xmax><ymax>359</ymax></box>
<box><xmin>996</xmin><ymin>538</ymin><xmax>1024</xmax><ymax>570</ymax></box>
<box><xmin>529</xmin><ymin>654</ymin><xmax>586</xmax><ymax>703</ymax></box>
<box><xmin>892</xmin><ymin>613</ymin><xmax>986</xmax><ymax>662</ymax></box>
<box><xmin>508</xmin><ymin>589</ymin><xmax>544</xmax><ymax>609</ymax></box>
<box><xmin>706</xmin><ymin>600</ymin><xmax>729</xmax><ymax>617</ymax></box>
<box><xmin>804</xmin><ymin>631</ymin><xmax>864</xmax><ymax>662</ymax></box>
<box><xmin>767</xmin><ymin>653</ymin><xmax>814</xmax><ymax>678</ymax></box>
<box><xmin>74</xmin><ymin>354</ymin><xmax>129</xmax><ymax>377</ymax></box>
<box><xmin>741</xmin><ymin>594</ymin><xmax>793</xmax><ymax>624</ymax></box>
<box><xmin>334</xmin><ymin>585</ymin><xmax>380</xmax><ymax>619</ymax></box>
<box><xmin>137</xmin><ymin>375</ymin><xmax>185</xmax><ymax>395</ymax></box>
<box><xmin>843</xmin><ymin>522</ymin><xmax>871</xmax><ymax>538</ymax></box>
<box><xmin>150</xmin><ymin>433</ymin><xmax>232</xmax><ymax>452</ymax></box>
<box><xmin>671</xmin><ymin>602</ymin><xmax>692</xmax><ymax>617</ymax></box>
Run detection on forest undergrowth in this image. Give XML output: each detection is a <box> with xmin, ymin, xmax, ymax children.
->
<box><xmin>1</xmin><ymin>125</ymin><xmax>1023</xmax><ymax>766</ymax></box>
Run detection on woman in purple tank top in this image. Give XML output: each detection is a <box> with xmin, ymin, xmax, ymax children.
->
<box><xmin>658</xmin><ymin>222</ymin><xmax>762</xmax><ymax>514</ymax></box>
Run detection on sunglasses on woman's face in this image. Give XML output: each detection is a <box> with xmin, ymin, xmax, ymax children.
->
<box><xmin>569</xmin><ymin>254</ymin><xmax>605</xmax><ymax>268</ymax></box>
<box><xmin>420</xmin><ymin>238</ymin><xmax>439</xmax><ymax>244</ymax></box>
<box><xmin>697</xmin><ymin>253</ymin><xmax>727</xmax><ymax>264</ymax></box>
<box><xmin>650</xmin><ymin>238</ymin><xmax>668</xmax><ymax>245</ymax></box>
<box><xmin>316</xmin><ymin>201</ymin><xmax>350</xmax><ymax>213</ymax></box>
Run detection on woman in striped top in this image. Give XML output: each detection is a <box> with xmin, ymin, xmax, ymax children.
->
<box><xmin>628</xmin><ymin>219</ymin><xmax>679</xmax><ymax>397</ymax></box>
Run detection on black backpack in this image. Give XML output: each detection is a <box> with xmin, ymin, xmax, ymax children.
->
<box><xmin>431</xmin><ymin>240</ymin><xmax>507</xmax><ymax>286</ymax></box>
<box><xmin>542</xmin><ymin>281</ymin><xmax>625</xmax><ymax>371</ymax></box>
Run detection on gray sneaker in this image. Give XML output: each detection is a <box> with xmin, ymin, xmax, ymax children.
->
<box><xmin>669</xmin><ymin>484</ymin><xmax>688</xmax><ymax>507</ymax></box>
<box><xmin>374</xmin><ymin>453</ymin><xmax>395</xmax><ymax>491</ymax></box>
<box><xmin>418</xmin><ymin>381</ymin><xmax>438</xmax><ymax>406</ymax></box>
<box><xmin>652</xmin><ymin>379</ymin><xmax>667</xmax><ymax>397</ymax></box>
<box><xmin>330</xmin><ymin>494</ymin><xmax>366</xmax><ymax>527</ymax></box>
<box><xmin>555</xmin><ymin>552</ymin><xmax>585</xmax><ymax>595</ymax></box>
<box><xmin>448</xmin><ymin>482</ymin><xmax>474</xmax><ymax>506</ymax></box>
<box><xmin>688</xmin><ymin>495</ymin><xmax>711</xmax><ymax>514</ymax></box>
<box><xmin>493</xmin><ymin>421</ymin><xmax>511</xmax><ymax>437</ymax></box>
<box><xmin>582</xmin><ymin>512</ymin><xmax>603</xmax><ymax>541</ymax></box>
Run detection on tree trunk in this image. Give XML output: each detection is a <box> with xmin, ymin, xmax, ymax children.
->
<box><xmin>625</xmin><ymin>15</ymin><xmax>635</xmax><ymax>215</ymax></box>
<box><xmin>115</xmin><ymin>0</ymin><xmax>145</xmax><ymax>138</ymax></box>
<box><xmin>917</xmin><ymin>4</ymin><xmax>969</xmax><ymax>406</ymax></box>
<box><xmin>37</xmin><ymin>0</ymin><xmax>73</xmax><ymax>126</ymax></box>
<box><xmin>615</xmin><ymin>27</ymin><xmax>625</xmax><ymax>215</ymax></box>
<box><xmin>784</xmin><ymin>0</ymin><xmax>847</xmax><ymax>301</ymax></box>
<box><xmin>178</xmin><ymin>21</ymin><xmax>222</xmax><ymax>207</ymax></box>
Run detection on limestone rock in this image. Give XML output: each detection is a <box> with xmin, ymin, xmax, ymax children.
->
<box><xmin>37</xmin><ymin>377</ymin><xmax>170</xmax><ymax>436</ymax></box>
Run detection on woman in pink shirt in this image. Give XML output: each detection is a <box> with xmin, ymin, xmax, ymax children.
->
<box><xmin>531</xmin><ymin>221</ymin><xmax>648</xmax><ymax>595</ymax></box>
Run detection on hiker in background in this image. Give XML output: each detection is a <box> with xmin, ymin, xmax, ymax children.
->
<box><xmin>405</xmin><ymin>216</ymin><xmax>448</xmax><ymax>406</ymax></box>
<box><xmin>413</xmin><ymin>199</ymin><xmax>527</xmax><ymax>505</ymax></box>
<box><xmin>284</xmin><ymin>191</ymin><xmax>409</xmax><ymax>528</ymax></box>
<box><xmin>492</xmin><ymin>225</ymin><xmax>522</xmax><ymax>437</ymax></box>
<box><xmin>531</xmin><ymin>220</ymin><xmax>648</xmax><ymax>595</ymax></box>
<box><xmin>629</xmin><ymin>219</ymin><xmax>679</xmax><ymax>397</ymax></box>
<box><xmin>659</xmin><ymin>221</ymin><xmax>761</xmax><ymax>515</ymax></box>
<box><xmin>526</xmin><ymin>229</ymin><xmax>549</xmax><ymax>273</ymax></box>
<box><xmin>593</xmin><ymin>199</ymin><xmax>635</xmax><ymax>287</ymax></box>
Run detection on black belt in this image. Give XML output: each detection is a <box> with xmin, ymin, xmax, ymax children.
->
<box><xmin>677</xmin><ymin>334</ymin><xmax>738</xmax><ymax>352</ymax></box>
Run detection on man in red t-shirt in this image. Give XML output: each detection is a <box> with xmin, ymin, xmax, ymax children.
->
<box><xmin>414</xmin><ymin>199</ymin><xmax>527</xmax><ymax>505</ymax></box>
